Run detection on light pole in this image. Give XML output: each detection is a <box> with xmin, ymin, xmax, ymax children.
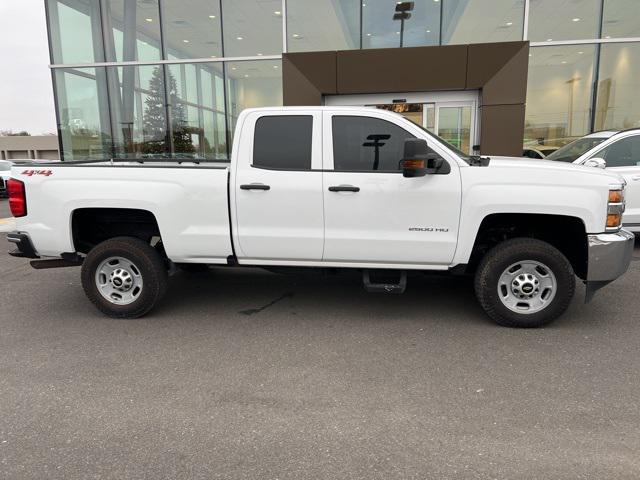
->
<box><xmin>393</xmin><ymin>2</ymin><xmax>414</xmax><ymax>48</ymax></box>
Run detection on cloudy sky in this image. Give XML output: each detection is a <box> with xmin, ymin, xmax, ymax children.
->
<box><xmin>0</xmin><ymin>1</ymin><xmax>56</xmax><ymax>135</ymax></box>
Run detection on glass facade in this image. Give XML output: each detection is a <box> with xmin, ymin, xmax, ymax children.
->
<box><xmin>525</xmin><ymin>45</ymin><xmax>597</xmax><ymax>147</ymax></box>
<box><xmin>441</xmin><ymin>0</ymin><xmax>524</xmax><ymax>45</ymax></box>
<box><xmin>363</xmin><ymin>0</ymin><xmax>440</xmax><ymax>49</ymax></box>
<box><xmin>46</xmin><ymin>0</ymin><xmax>640</xmax><ymax>160</ymax></box>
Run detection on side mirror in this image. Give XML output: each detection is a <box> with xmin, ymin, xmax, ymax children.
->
<box><xmin>401</xmin><ymin>138</ymin><xmax>444</xmax><ymax>177</ymax></box>
<box><xmin>583</xmin><ymin>157</ymin><xmax>607</xmax><ymax>169</ymax></box>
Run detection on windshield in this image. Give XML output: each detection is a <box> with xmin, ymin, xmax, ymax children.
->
<box><xmin>546</xmin><ymin>137</ymin><xmax>609</xmax><ymax>162</ymax></box>
<box><xmin>0</xmin><ymin>162</ymin><xmax>11</xmax><ymax>171</ymax></box>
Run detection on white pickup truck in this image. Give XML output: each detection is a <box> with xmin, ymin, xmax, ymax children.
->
<box><xmin>5</xmin><ymin>107</ymin><xmax>635</xmax><ymax>327</ymax></box>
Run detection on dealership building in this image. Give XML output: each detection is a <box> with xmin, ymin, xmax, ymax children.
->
<box><xmin>45</xmin><ymin>0</ymin><xmax>639</xmax><ymax>160</ymax></box>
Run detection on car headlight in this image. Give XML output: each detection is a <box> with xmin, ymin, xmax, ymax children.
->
<box><xmin>606</xmin><ymin>184</ymin><xmax>625</xmax><ymax>231</ymax></box>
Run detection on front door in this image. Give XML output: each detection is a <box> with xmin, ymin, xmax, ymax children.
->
<box><xmin>321</xmin><ymin>110</ymin><xmax>462</xmax><ymax>266</ymax></box>
<box><xmin>233</xmin><ymin>110</ymin><xmax>324</xmax><ymax>261</ymax></box>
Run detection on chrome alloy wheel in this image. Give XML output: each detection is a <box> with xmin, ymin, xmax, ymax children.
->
<box><xmin>497</xmin><ymin>260</ymin><xmax>557</xmax><ymax>314</ymax></box>
<box><xmin>95</xmin><ymin>256</ymin><xmax>144</xmax><ymax>305</ymax></box>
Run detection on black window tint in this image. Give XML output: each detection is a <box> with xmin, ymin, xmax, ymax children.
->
<box><xmin>596</xmin><ymin>135</ymin><xmax>640</xmax><ymax>167</ymax></box>
<box><xmin>332</xmin><ymin>116</ymin><xmax>416</xmax><ymax>172</ymax></box>
<box><xmin>253</xmin><ymin>115</ymin><xmax>313</xmax><ymax>169</ymax></box>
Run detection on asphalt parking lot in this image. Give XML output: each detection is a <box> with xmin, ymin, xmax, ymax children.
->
<box><xmin>1</xmin><ymin>197</ymin><xmax>640</xmax><ymax>479</ymax></box>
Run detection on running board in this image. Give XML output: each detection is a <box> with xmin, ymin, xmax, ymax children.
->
<box><xmin>362</xmin><ymin>270</ymin><xmax>407</xmax><ymax>294</ymax></box>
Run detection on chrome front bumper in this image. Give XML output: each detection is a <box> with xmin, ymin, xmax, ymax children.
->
<box><xmin>585</xmin><ymin>229</ymin><xmax>635</xmax><ymax>301</ymax></box>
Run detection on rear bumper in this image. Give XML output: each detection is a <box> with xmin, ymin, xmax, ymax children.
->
<box><xmin>585</xmin><ymin>229</ymin><xmax>635</xmax><ymax>301</ymax></box>
<box><xmin>6</xmin><ymin>231</ymin><xmax>39</xmax><ymax>259</ymax></box>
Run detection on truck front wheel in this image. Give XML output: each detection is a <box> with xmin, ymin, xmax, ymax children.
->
<box><xmin>81</xmin><ymin>237</ymin><xmax>168</xmax><ymax>318</ymax></box>
<box><xmin>474</xmin><ymin>238</ymin><xmax>575</xmax><ymax>328</ymax></box>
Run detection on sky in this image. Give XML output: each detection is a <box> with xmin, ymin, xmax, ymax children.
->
<box><xmin>0</xmin><ymin>1</ymin><xmax>56</xmax><ymax>135</ymax></box>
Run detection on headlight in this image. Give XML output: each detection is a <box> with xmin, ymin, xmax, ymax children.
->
<box><xmin>606</xmin><ymin>185</ymin><xmax>625</xmax><ymax>231</ymax></box>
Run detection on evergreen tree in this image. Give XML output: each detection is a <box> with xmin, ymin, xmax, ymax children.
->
<box><xmin>142</xmin><ymin>66</ymin><xmax>195</xmax><ymax>156</ymax></box>
<box><xmin>142</xmin><ymin>66</ymin><xmax>167</xmax><ymax>154</ymax></box>
<box><xmin>169</xmin><ymin>85</ymin><xmax>195</xmax><ymax>156</ymax></box>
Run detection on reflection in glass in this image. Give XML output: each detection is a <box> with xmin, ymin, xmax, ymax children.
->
<box><xmin>226</xmin><ymin>60</ymin><xmax>283</xmax><ymax>138</ymax></box>
<box><xmin>221</xmin><ymin>0</ymin><xmax>282</xmax><ymax>57</ymax></box>
<box><xmin>525</xmin><ymin>45</ymin><xmax>596</xmax><ymax>149</ymax></box>
<box><xmin>528</xmin><ymin>0</ymin><xmax>600</xmax><ymax>42</ymax></box>
<box><xmin>287</xmin><ymin>0</ymin><xmax>359</xmax><ymax>52</ymax></box>
<box><xmin>441</xmin><ymin>0</ymin><xmax>523</xmax><ymax>45</ymax></box>
<box><xmin>372</xmin><ymin>103</ymin><xmax>423</xmax><ymax>126</ymax></box>
<box><xmin>47</xmin><ymin>0</ymin><xmax>104</xmax><ymax>64</ymax></box>
<box><xmin>595</xmin><ymin>43</ymin><xmax>640</xmax><ymax>130</ymax></box>
<box><xmin>54</xmin><ymin>68</ymin><xmax>111</xmax><ymax>160</ymax></box>
<box><xmin>437</xmin><ymin>106</ymin><xmax>471</xmax><ymax>153</ymax></box>
<box><xmin>602</xmin><ymin>0</ymin><xmax>640</xmax><ymax>38</ymax></box>
<box><xmin>425</xmin><ymin>104</ymin><xmax>435</xmax><ymax>132</ymax></box>
<box><xmin>109</xmin><ymin>65</ymin><xmax>167</xmax><ymax>158</ymax></box>
<box><xmin>109</xmin><ymin>63</ymin><xmax>227</xmax><ymax>160</ymax></box>
<box><xmin>103</xmin><ymin>0</ymin><xmax>162</xmax><ymax>62</ymax></box>
<box><xmin>163</xmin><ymin>0</ymin><xmax>222</xmax><ymax>59</ymax></box>
<box><xmin>362</xmin><ymin>0</ymin><xmax>439</xmax><ymax>49</ymax></box>
<box><xmin>332</xmin><ymin>116</ymin><xmax>415</xmax><ymax>172</ymax></box>
<box><xmin>167</xmin><ymin>63</ymin><xmax>227</xmax><ymax>159</ymax></box>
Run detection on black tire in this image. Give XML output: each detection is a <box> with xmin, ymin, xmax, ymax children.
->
<box><xmin>81</xmin><ymin>236</ymin><xmax>168</xmax><ymax>318</ymax></box>
<box><xmin>474</xmin><ymin>238</ymin><xmax>575</xmax><ymax>328</ymax></box>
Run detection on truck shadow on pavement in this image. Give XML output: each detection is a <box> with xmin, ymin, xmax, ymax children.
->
<box><xmin>157</xmin><ymin>267</ymin><xmax>593</xmax><ymax>329</ymax></box>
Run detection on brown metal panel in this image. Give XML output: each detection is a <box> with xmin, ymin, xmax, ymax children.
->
<box><xmin>283</xmin><ymin>51</ymin><xmax>336</xmax><ymax>106</ymax></box>
<box><xmin>336</xmin><ymin>45</ymin><xmax>468</xmax><ymax>94</ymax></box>
<box><xmin>471</xmin><ymin>42</ymin><xmax>529</xmax><ymax>106</ymax></box>
<box><xmin>282</xmin><ymin>56</ymin><xmax>321</xmax><ymax>105</ymax></box>
<box><xmin>480</xmin><ymin>104</ymin><xmax>526</xmax><ymax>156</ymax></box>
<box><xmin>285</xmin><ymin>51</ymin><xmax>337</xmax><ymax>92</ymax></box>
<box><xmin>466</xmin><ymin>41</ymin><xmax>526</xmax><ymax>88</ymax></box>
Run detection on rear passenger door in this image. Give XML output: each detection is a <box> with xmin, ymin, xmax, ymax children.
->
<box><xmin>233</xmin><ymin>111</ymin><xmax>324</xmax><ymax>262</ymax></box>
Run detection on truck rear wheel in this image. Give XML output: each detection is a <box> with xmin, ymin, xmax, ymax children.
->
<box><xmin>474</xmin><ymin>238</ymin><xmax>575</xmax><ymax>328</ymax></box>
<box><xmin>81</xmin><ymin>237</ymin><xmax>168</xmax><ymax>318</ymax></box>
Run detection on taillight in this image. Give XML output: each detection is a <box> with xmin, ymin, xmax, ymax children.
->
<box><xmin>7</xmin><ymin>179</ymin><xmax>27</xmax><ymax>217</ymax></box>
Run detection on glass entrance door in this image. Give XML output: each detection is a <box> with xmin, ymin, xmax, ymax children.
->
<box><xmin>324</xmin><ymin>92</ymin><xmax>479</xmax><ymax>155</ymax></box>
<box><xmin>434</xmin><ymin>103</ymin><xmax>473</xmax><ymax>153</ymax></box>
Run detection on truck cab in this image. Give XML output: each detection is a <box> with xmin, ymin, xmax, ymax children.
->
<box><xmin>231</xmin><ymin>107</ymin><xmax>462</xmax><ymax>268</ymax></box>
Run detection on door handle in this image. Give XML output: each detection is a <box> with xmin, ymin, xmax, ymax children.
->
<box><xmin>240</xmin><ymin>183</ymin><xmax>270</xmax><ymax>190</ymax></box>
<box><xmin>328</xmin><ymin>185</ymin><xmax>360</xmax><ymax>192</ymax></box>
<box><xmin>632</xmin><ymin>175</ymin><xmax>640</xmax><ymax>181</ymax></box>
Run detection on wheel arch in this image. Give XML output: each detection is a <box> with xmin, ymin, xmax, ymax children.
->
<box><xmin>71</xmin><ymin>207</ymin><xmax>162</xmax><ymax>255</ymax></box>
<box><xmin>465</xmin><ymin>213</ymin><xmax>588</xmax><ymax>280</ymax></box>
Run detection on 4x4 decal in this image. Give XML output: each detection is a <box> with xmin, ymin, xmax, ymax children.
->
<box><xmin>21</xmin><ymin>170</ymin><xmax>53</xmax><ymax>177</ymax></box>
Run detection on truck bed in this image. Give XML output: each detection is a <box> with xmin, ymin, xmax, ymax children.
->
<box><xmin>12</xmin><ymin>161</ymin><xmax>234</xmax><ymax>263</ymax></box>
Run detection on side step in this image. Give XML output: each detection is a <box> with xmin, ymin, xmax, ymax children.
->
<box><xmin>362</xmin><ymin>270</ymin><xmax>407</xmax><ymax>294</ymax></box>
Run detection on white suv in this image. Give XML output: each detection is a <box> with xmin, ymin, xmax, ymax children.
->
<box><xmin>548</xmin><ymin>129</ymin><xmax>640</xmax><ymax>233</ymax></box>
